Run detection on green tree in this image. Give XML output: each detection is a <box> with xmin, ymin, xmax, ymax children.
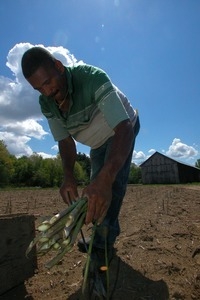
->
<box><xmin>77</xmin><ymin>152</ymin><xmax>91</xmax><ymax>182</ymax></box>
<box><xmin>128</xmin><ymin>164</ymin><xmax>142</xmax><ymax>184</ymax></box>
<box><xmin>0</xmin><ymin>140</ymin><xmax>15</xmax><ymax>187</ymax></box>
<box><xmin>11</xmin><ymin>155</ymin><xmax>34</xmax><ymax>186</ymax></box>
<box><xmin>11</xmin><ymin>151</ymin><xmax>90</xmax><ymax>188</ymax></box>
<box><xmin>56</xmin><ymin>153</ymin><xmax>90</xmax><ymax>186</ymax></box>
<box><xmin>54</xmin><ymin>154</ymin><xmax>65</xmax><ymax>186</ymax></box>
<box><xmin>73</xmin><ymin>161</ymin><xmax>88</xmax><ymax>185</ymax></box>
<box><xmin>37</xmin><ymin>157</ymin><xmax>63</xmax><ymax>187</ymax></box>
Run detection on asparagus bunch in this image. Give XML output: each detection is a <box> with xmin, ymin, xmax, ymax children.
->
<box><xmin>26</xmin><ymin>197</ymin><xmax>88</xmax><ymax>269</ymax></box>
<box><xmin>27</xmin><ymin>197</ymin><xmax>111</xmax><ymax>299</ymax></box>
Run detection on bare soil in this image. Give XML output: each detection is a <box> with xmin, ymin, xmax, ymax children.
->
<box><xmin>0</xmin><ymin>184</ymin><xmax>200</xmax><ymax>300</ymax></box>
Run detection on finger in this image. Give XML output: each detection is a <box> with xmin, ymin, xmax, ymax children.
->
<box><xmin>97</xmin><ymin>208</ymin><xmax>107</xmax><ymax>225</ymax></box>
<box><xmin>70</xmin><ymin>188</ymin><xmax>79</xmax><ymax>201</ymax></box>
<box><xmin>84</xmin><ymin>195</ymin><xmax>96</xmax><ymax>225</ymax></box>
<box><xmin>66</xmin><ymin>190</ymin><xmax>78</xmax><ymax>204</ymax></box>
<box><xmin>61</xmin><ymin>187</ymin><xmax>79</xmax><ymax>204</ymax></box>
<box><xmin>96</xmin><ymin>203</ymin><xmax>108</xmax><ymax>224</ymax></box>
<box><xmin>67</xmin><ymin>192</ymin><xmax>73</xmax><ymax>204</ymax></box>
<box><xmin>60</xmin><ymin>187</ymin><xmax>72</xmax><ymax>204</ymax></box>
<box><xmin>93</xmin><ymin>208</ymin><xmax>101</xmax><ymax>223</ymax></box>
<box><xmin>60</xmin><ymin>188</ymin><xmax>68</xmax><ymax>203</ymax></box>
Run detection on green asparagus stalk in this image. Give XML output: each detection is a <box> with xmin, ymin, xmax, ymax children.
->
<box><xmin>26</xmin><ymin>197</ymin><xmax>89</xmax><ymax>269</ymax></box>
<box><xmin>82</xmin><ymin>221</ymin><xmax>97</xmax><ymax>294</ymax></box>
<box><xmin>45</xmin><ymin>211</ymin><xmax>86</xmax><ymax>269</ymax></box>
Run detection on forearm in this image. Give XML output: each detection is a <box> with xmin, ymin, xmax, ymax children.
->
<box><xmin>58</xmin><ymin>136</ymin><xmax>77</xmax><ymax>179</ymax></box>
<box><xmin>83</xmin><ymin>119</ymin><xmax>134</xmax><ymax>224</ymax></box>
<box><xmin>58</xmin><ymin>136</ymin><xmax>79</xmax><ymax>203</ymax></box>
<box><xmin>97</xmin><ymin>119</ymin><xmax>134</xmax><ymax>184</ymax></box>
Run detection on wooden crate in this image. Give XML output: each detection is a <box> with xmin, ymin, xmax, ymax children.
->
<box><xmin>0</xmin><ymin>214</ymin><xmax>37</xmax><ymax>295</ymax></box>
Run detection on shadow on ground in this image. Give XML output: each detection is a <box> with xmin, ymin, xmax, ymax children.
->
<box><xmin>0</xmin><ymin>283</ymin><xmax>33</xmax><ymax>300</ymax></box>
<box><xmin>68</xmin><ymin>253</ymin><xmax>170</xmax><ymax>300</ymax></box>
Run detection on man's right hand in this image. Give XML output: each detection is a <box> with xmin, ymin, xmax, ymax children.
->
<box><xmin>59</xmin><ymin>177</ymin><xmax>79</xmax><ymax>205</ymax></box>
<box><xmin>58</xmin><ymin>136</ymin><xmax>78</xmax><ymax>204</ymax></box>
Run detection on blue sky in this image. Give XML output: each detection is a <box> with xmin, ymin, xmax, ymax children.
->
<box><xmin>0</xmin><ymin>0</ymin><xmax>199</xmax><ymax>166</ymax></box>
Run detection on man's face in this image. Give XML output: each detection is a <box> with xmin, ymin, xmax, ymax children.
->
<box><xmin>27</xmin><ymin>61</ymin><xmax>67</xmax><ymax>102</ymax></box>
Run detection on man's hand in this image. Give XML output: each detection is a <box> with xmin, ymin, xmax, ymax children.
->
<box><xmin>60</xmin><ymin>176</ymin><xmax>79</xmax><ymax>205</ymax></box>
<box><xmin>58</xmin><ymin>136</ymin><xmax>78</xmax><ymax>204</ymax></box>
<box><xmin>82</xmin><ymin>176</ymin><xmax>112</xmax><ymax>225</ymax></box>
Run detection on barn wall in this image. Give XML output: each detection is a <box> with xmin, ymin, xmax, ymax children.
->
<box><xmin>141</xmin><ymin>153</ymin><xmax>180</xmax><ymax>184</ymax></box>
<box><xmin>178</xmin><ymin>163</ymin><xmax>200</xmax><ymax>183</ymax></box>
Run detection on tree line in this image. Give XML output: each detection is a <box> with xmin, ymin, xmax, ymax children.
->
<box><xmin>0</xmin><ymin>140</ymin><xmax>142</xmax><ymax>188</ymax></box>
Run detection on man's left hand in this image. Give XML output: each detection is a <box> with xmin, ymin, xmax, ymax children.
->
<box><xmin>82</xmin><ymin>177</ymin><xmax>112</xmax><ymax>225</ymax></box>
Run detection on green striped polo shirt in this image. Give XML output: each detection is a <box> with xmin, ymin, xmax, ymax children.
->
<box><xmin>39</xmin><ymin>64</ymin><xmax>136</xmax><ymax>149</ymax></box>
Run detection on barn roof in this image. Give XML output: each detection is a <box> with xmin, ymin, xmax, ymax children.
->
<box><xmin>140</xmin><ymin>151</ymin><xmax>200</xmax><ymax>171</ymax></box>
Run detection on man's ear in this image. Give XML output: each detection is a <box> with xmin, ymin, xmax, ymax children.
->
<box><xmin>54</xmin><ymin>59</ymin><xmax>65</xmax><ymax>74</ymax></box>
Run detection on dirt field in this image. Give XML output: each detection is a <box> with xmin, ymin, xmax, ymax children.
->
<box><xmin>0</xmin><ymin>184</ymin><xmax>200</xmax><ymax>300</ymax></box>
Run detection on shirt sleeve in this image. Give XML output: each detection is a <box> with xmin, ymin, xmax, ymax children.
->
<box><xmin>95</xmin><ymin>81</ymin><xmax>130</xmax><ymax>129</ymax></box>
<box><xmin>47</xmin><ymin>118</ymin><xmax>69</xmax><ymax>141</ymax></box>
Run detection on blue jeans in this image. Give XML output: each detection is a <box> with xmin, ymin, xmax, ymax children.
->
<box><xmin>90</xmin><ymin>117</ymin><xmax>140</xmax><ymax>249</ymax></box>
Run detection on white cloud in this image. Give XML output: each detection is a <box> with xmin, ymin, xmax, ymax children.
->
<box><xmin>51</xmin><ymin>145</ymin><xmax>59</xmax><ymax>152</ymax></box>
<box><xmin>166</xmin><ymin>138</ymin><xmax>198</xmax><ymax>159</ymax></box>
<box><xmin>0</xmin><ymin>131</ymin><xmax>33</xmax><ymax>157</ymax></box>
<box><xmin>2</xmin><ymin>119</ymin><xmax>48</xmax><ymax>139</ymax></box>
<box><xmin>0</xmin><ymin>42</ymin><xmax>80</xmax><ymax>157</ymax></box>
<box><xmin>37</xmin><ymin>152</ymin><xmax>57</xmax><ymax>159</ymax></box>
<box><xmin>148</xmin><ymin>148</ymin><xmax>156</xmax><ymax>154</ymax></box>
<box><xmin>132</xmin><ymin>150</ymin><xmax>146</xmax><ymax>160</ymax></box>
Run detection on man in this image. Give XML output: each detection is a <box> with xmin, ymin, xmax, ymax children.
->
<box><xmin>21</xmin><ymin>46</ymin><xmax>140</xmax><ymax>296</ymax></box>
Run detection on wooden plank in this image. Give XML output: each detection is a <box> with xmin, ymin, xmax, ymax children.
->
<box><xmin>0</xmin><ymin>214</ymin><xmax>37</xmax><ymax>295</ymax></box>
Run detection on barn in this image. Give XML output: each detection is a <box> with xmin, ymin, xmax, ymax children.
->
<box><xmin>140</xmin><ymin>151</ymin><xmax>200</xmax><ymax>184</ymax></box>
